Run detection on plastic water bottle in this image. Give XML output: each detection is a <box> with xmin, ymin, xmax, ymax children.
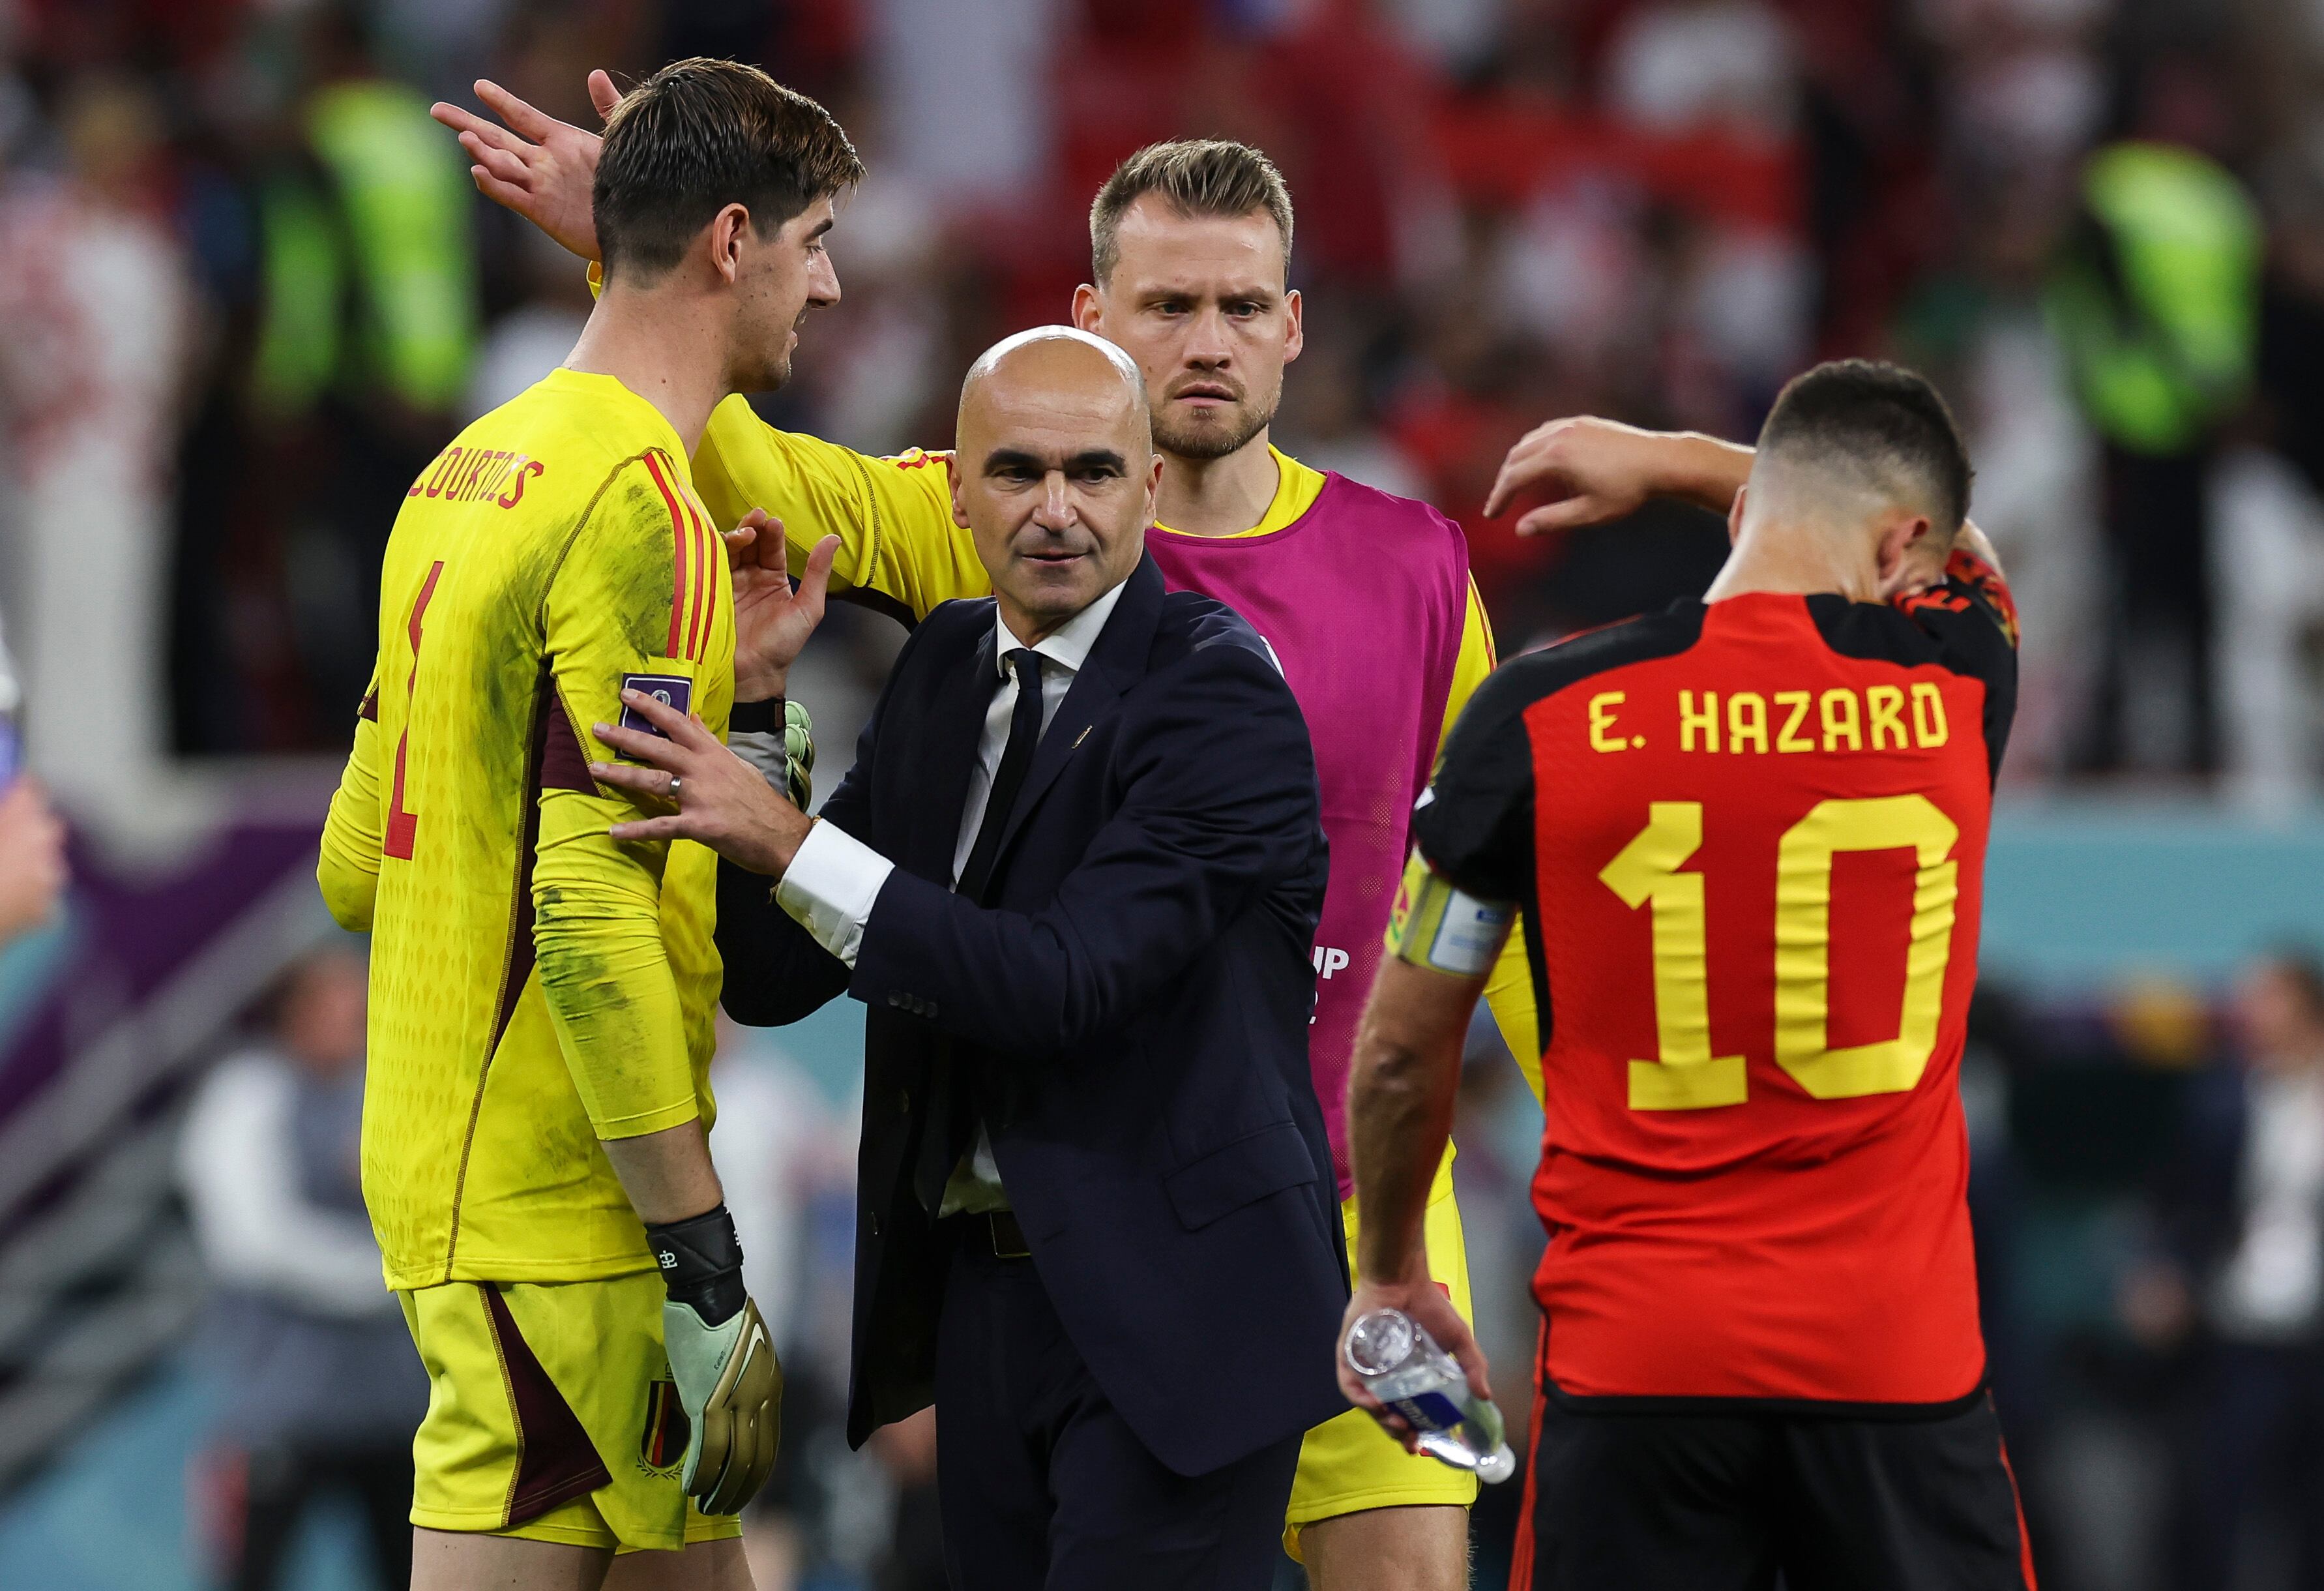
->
<box><xmin>1343</xmin><ymin>1308</ymin><xmax>1516</xmax><ymax>1483</ymax></box>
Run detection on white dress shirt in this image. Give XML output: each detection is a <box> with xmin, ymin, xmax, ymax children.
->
<box><xmin>775</xmin><ymin>580</ymin><xmax>1129</xmax><ymax>1212</ymax></box>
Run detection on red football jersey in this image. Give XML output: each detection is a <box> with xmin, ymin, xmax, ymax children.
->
<box><xmin>1413</xmin><ymin>552</ymin><xmax>2018</xmax><ymax>1408</ymax></box>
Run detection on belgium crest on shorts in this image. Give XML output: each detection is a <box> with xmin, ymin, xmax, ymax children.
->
<box><xmin>641</xmin><ymin>1378</ymin><xmax>690</xmax><ymax>1470</ymax></box>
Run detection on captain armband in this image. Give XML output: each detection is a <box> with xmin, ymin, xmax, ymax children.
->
<box><xmin>1383</xmin><ymin>849</ymin><xmax>1514</xmax><ymax>977</ymax></box>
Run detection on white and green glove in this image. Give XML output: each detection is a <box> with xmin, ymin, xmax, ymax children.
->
<box><xmin>648</xmin><ymin>1205</ymin><xmax>783</xmax><ymax>1514</ymax></box>
<box><xmin>729</xmin><ymin>696</ymin><xmax>814</xmax><ymax>811</ymax></box>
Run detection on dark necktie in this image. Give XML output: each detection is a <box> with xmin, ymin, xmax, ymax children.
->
<box><xmin>954</xmin><ymin>649</ymin><xmax>1045</xmax><ymax>905</ymax></box>
<box><xmin>913</xmin><ymin>647</ymin><xmax>1044</xmax><ymax>1212</ymax></box>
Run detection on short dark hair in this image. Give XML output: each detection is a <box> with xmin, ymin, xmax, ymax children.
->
<box><xmin>1089</xmin><ymin>140</ymin><xmax>1294</xmax><ymax>285</ymax></box>
<box><xmin>1756</xmin><ymin>359</ymin><xmax>1973</xmax><ymax>535</ymax></box>
<box><xmin>593</xmin><ymin>58</ymin><xmax>863</xmax><ymax>284</ymax></box>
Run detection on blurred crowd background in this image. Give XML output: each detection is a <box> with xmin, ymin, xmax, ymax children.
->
<box><xmin>8</xmin><ymin>0</ymin><xmax>2324</xmax><ymax>1587</ymax></box>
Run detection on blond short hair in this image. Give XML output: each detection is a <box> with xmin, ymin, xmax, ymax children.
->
<box><xmin>1088</xmin><ymin>140</ymin><xmax>1294</xmax><ymax>284</ymax></box>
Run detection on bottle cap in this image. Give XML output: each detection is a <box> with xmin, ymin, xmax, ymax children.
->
<box><xmin>1343</xmin><ymin>1308</ymin><xmax>1416</xmax><ymax>1376</ymax></box>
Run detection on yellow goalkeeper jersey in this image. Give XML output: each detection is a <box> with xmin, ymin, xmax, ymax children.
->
<box><xmin>319</xmin><ymin>367</ymin><xmax>733</xmax><ymax>1290</ymax></box>
<box><xmin>692</xmin><ymin>400</ymin><xmax>1542</xmax><ymax>1095</ymax></box>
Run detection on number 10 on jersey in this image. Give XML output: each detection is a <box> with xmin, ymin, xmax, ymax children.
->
<box><xmin>1600</xmin><ymin>796</ymin><xmax>1961</xmax><ymax>1111</ymax></box>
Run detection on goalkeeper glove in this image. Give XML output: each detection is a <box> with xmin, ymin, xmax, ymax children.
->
<box><xmin>729</xmin><ymin>696</ymin><xmax>814</xmax><ymax>810</ymax></box>
<box><xmin>647</xmin><ymin>1205</ymin><xmax>784</xmax><ymax>1514</ymax></box>
<box><xmin>781</xmin><ymin>697</ymin><xmax>815</xmax><ymax>811</ymax></box>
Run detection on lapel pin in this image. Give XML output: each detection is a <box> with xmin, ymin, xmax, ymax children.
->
<box><xmin>1073</xmin><ymin>726</ymin><xmax>1093</xmax><ymax>748</ymax></box>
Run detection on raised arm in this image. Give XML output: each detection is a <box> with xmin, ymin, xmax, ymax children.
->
<box><xmin>1486</xmin><ymin>416</ymin><xmax>2007</xmax><ymax>599</ymax></box>
<box><xmin>429</xmin><ymin>73</ymin><xmax>619</xmax><ymax>261</ymax></box>
<box><xmin>430</xmin><ymin>78</ymin><xmax>986</xmax><ymax>623</ymax></box>
<box><xmin>1950</xmin><ymin>520</ymin><xmax>2007</xmax><ymax>583</ymax></box>
<box><xmin>1485</xmin><ymin>418</ymin><xmax>1754</xmax><ymax>536</ymax></box>
<box><xmin>696</xmin><ymin>403</ymin><xmax>986</xmax><ymax>625</ymax></box>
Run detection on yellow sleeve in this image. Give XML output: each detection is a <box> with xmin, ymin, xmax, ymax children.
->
<box><xmin>317</xmin><ymin>670</ymin><xmax>385</xmax><ymax>931</ymax></box>
<box><xmin>693</xmin><ymin>395</ymin><xmax>988</xmax><ymax>622</ymax></box>
<box><xmin>531</xmin><ymin>458</ymin><xmax>708</xmax><ymax>1141</ymax></box>
<box><xmin>1480</xmin><ymin>934</ymin><xmax>1542</xmax><ymax>1104</ymax></box>
<box><xmin>1435</xmin><ymin>576</ymin><xmax>1499</xmax><ymax>759</ymax></box>
<box><xmin>1440</xmin><ymin>578</ymin><xmax>1544</xmax><ymax>1102</ymax></box>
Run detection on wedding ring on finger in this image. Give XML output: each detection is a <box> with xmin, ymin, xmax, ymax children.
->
<box><xmin>668</xmin><ymin>776</ymin><xmax>683</xmax><ymax>799</ymax></box>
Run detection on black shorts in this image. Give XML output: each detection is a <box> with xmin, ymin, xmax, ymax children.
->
<box><xmin>1512</xmin><ymin>1382</ymin><xmax>2037</xmax><ymax>1591</ymax></box>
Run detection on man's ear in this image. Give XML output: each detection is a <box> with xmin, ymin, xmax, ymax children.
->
<box><xmin>1876</xmin><ymin>514</ymin><xmax>1933</xmax><ymax>584</ymax></box>
<box><xmin>708</xmin><ymin>203</ymin><xmax>751</xmax><ymax>285</ymax></box>
<box><xmin>947</xmin><ymin>452</ymin><xmax>971</xmax><ymax>531</ymax></box>
<box><xmin>1283</xmin><ymin>288</ymin><xmax>1304</xmax><ymax>364</ymax></box>
<box><xmin>1727</xmin><ymin>483</ymin><xmax>1748</xmax><ymax>547</ymax></box>
<box><xmin>1874</xmin><ymin>514</ymin><xmax>1949</xmax><ymax>601</ymax></box>
<box><xmin>1070</xmin><ymin>282</ymin><xmax>1104</xmax><ymax>335</ymax></box>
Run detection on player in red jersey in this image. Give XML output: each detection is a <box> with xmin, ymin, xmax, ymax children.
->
<box><xmin>1339</xmin><ymin>361</ymin><xmax>2036</xmax><ymax>1589</ymax></box>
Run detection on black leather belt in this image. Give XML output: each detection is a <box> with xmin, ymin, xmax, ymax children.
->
<box><xmin>953</xmin><ymin>1209</ymin><xmax>1031</xmax><ymax>1260</ymax></box>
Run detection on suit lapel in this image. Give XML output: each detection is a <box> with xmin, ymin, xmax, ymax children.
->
<box><xmin>991</xmin><ymin>556</ymin><xmax>1165</xmax><ymax>864</ymax></box>
<box><xmin>910</xmin><ymin>619</ymin><xmax>997</xmax><ymax>883</ymax></box>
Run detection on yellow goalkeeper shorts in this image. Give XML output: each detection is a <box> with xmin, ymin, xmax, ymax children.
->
<box><xmin>398</xmin><ymin>1272</ymin><xmax>743</xmax><ymax>1554</ymax></box>
<box><xmin>1283</xmin><ymin>1147</ymin><xmax>1479</xmax><ymax>1560</ymax></box>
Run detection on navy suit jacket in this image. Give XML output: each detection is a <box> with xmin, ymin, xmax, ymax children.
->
<box><xmin>717</xmin><ymin>554</ymin><xmax>1349</xmax><ymax>1477</ymax></box>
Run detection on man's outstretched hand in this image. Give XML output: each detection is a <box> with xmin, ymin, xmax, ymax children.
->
<box><xmin>1485</xmin><ymin>417</ymin><xmax>1754</xmax><ymax>536</ymax></box>
<box><xmin>718</xmin><ymin>520</ymin><xmax>840</xmax><ymax>704</ymax></box>
<box><xmin>429</xmin><ymin>72</ymin><xmax>623</xmax><ymax>261</ymax></box>
<box><xmin>595</xmin><ymin>689</ymin><xmax>813</xmax><ymax>877</ymax></box>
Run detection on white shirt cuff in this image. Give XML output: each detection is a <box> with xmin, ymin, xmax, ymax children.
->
<box><xmin>775</xmin><ymin>820</ymin><xmax>894</xmax><ymax>968</ymax></box>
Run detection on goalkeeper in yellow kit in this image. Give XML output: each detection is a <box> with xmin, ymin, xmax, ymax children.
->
<box><xmin>319</xmin><ymin>59</ymin><xmax>858</xmax><ymax>1590</ymax></box>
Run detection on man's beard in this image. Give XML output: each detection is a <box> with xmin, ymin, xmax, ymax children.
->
<box><xmin>1154</xmin><ymin>392</ymin><xmax>1278</xmax><ymax>461</ymax></box>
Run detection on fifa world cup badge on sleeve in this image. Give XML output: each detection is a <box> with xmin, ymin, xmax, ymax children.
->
<box><xmin>617</xmin><ymin>674</ymin><xmax>694</xmax><ymax>756</ymax></box>
<box><xmin>1385</xmin><ymin>850</ymin><xmax>1513</xmax><ymax>977</ymax></box>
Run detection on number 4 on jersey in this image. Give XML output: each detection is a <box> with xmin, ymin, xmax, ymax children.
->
<box><xmin>1601</xmin><ymin>795</ymin><xmax>1960</xmax><ymax>1110</ymax></box>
